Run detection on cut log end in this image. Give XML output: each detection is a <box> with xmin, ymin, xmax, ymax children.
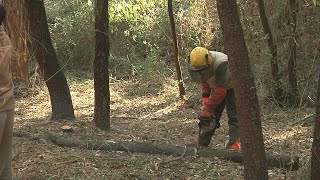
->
<box><xmin>60</xmin><ymin>125</ymin><xmax>74</xmax><ymax>133</ymax></box>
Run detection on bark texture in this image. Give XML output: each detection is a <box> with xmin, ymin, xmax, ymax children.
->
<box><xmin>3</xmin><ymin>0</ymin><xmax>28</xmax><ymax>81</ymax></box>
<box><xmin>216</xmin><ymin>0</ymin><xmax>268</xmax><ymax>179</ymax></box>
<box><xmin>94</xmin><ymin>0</ymin><xmax>111</xmax><ymax>130</ymax></box>
<box><xmin>311</xmin><ymin>73</ymin><xmax>320</xmax><ymax>179</ymax></box>
<box><xmin>287</xmin><ymin>0</ymin><xmax>299</xmax><ymax>106</ymax></box>
<box><xmin>25</xmin><ymin>0</ymin><xmax>75</xmax><ymax>120</ymax></box>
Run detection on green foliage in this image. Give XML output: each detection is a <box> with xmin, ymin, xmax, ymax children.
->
<box><xmin>107</xmin><ymin>0</ymin><xmax>173</xmax><ymax>81</ymax></box>
<box><xmin>44</xmin><ymin>0</ymin><xmax>320</xmax><ymax>107</ymax></box>
<box><xmin>110</xmin><ymin>0</ymin><xmax>160</xmax><ymax>23</ymax></box>
<box><xmin>313</xmin><ymin>0</ymin><xmax>320</xmax><ymax>6</ymax></box>
<box><xmin>108</xmin><ymin>0</ymin><xmax>169</xmax><ymax>57</ymax></box>
<box><xmin>175</xmin><ymin>0</ymin><xmax>222</xmax><ymax>59</ymax></box>
<box><xmin>46</xmin><ymin>0</ymin><xmax>94</xmax><ymax>71</ymax></box>
<box><xmin>46</xmin><ymin>0</ymin><xmax>221</xmax><ymax>82</ymax></box>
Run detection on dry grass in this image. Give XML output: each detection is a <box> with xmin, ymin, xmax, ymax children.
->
<box><xmin>12</xmin><ymin>72</ymin><xmax>314</xmax><ymax>180</ymax></box>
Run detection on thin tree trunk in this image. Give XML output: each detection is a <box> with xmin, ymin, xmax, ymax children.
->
<box><xmin>25</xmin><ymin>0</ymin><xmax>75</xmax><ymax>120</ymax></box>
<box><xmin>216</xmin><ymin>0</ymin><xmax>268</xmax><ymax>179</ymax></box>
<box><xmin>3</xmin><ymin>0</ymin><xmax>28</xmax><ymax>82</ymax></box>
<box><xmin>311</xmin><ymin>72</ymin><xmax>320</xmax><ymax>179</ymax></box>
<box><xmin>256</xmin><ymin>0</ymin><xmax>284</xmax><ymax>102</ymax></box>
<box><xmin>94</xmin><ymin>0</ymin><xmax>110</xmax><ymax>130</ymax></box>
<box><xmin>168</xmin><ymin>0</ymin><xmax>186</xmax><ymax>98</ymax></box>
<box><xmin>287</xmin><ymin>0</ymin><xmax>299</xmax><ymax>106</ymax></box>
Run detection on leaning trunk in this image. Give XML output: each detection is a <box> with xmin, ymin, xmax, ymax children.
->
<box><xmin>168</xmin><ymin>0</ymin><xmax>186</xmax><ymax>99</ymax></box>
<box><xmin>25</xmin><ymin>0</ymin><xmax>75</xmax><ymax>120</ymax></box>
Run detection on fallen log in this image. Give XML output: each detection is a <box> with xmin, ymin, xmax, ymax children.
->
<box><xmin>43</xmin><ymin>132</ymin><xmax>299</xmax><ymax>171</ymax></box>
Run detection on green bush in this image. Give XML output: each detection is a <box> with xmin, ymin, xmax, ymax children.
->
<box><xmin>45</xmin><ymin>0</ymin><xmax>220</xmax><ymax>75</ymax></box>
<box><xmin>46</xmin><ymin>0</ymin><xmax>95</xmax><ymax>71</ymax></box>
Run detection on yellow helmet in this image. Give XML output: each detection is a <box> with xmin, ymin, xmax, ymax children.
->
<box><xmin>189</xmin><ymin>47</ymin><xmax>209</xmax><ymax>71</ymax></box>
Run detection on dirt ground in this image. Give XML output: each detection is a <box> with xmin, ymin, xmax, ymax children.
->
<box><xmin>12</xmin><ymin>74</ymin><xmax>314</xmax><ymax>180</ymax></box>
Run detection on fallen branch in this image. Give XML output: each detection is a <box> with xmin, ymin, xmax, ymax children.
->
<box><xmin>55</xmin><ymin>158</ymin><xmax>79</xmax><ymax>165</ymax></box>
<box><xmin>13</xmin><ymin>130</ymin><xmax>47</xmax><ymax>142</ymax></box>
<box><xmin>45</xmin><ymin>132</ymin><xmax>299</xmax><ymax>171</ymax></box>
<box><xmin>291</xmin><ymin>114</ymin><xmax>315</xmax><ymax>126</ymax></box>
<box><xmin>13</xmin><ymin>130</ymin><xmax>299</xmax><ymax>171</ymax></box>
<box><xmin>159</xmin><ymin>146</ymin><xmax>187</xmax><ymax>165</ymax></box>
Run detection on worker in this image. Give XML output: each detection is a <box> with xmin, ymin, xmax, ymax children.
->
<box><xmin>0</xmin><ymin>4</ymin><xmax>15</xmax><ymax>179</ymax></box>
<box><xmin>188</xmin><ymin>47</ymin><xmax>240</xmax><ymax>150</ymax></box>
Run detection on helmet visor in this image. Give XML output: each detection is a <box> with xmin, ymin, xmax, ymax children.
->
<box><xmin>188</xmin><ymin>65</ymin><xmax>214</xmax><ymax>82</ymax></box>
<box><xmin>188</xmin><ymin>64</ymin><xmax>209</xmax><ymax>72</ymax></box>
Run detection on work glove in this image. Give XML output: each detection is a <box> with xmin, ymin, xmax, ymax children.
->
<box><xmin>201</xmin><ymin>97</ymin><xmax>209</xmax><ymax>105</ymax></box>
<box><xmin>198</xmin><ymin>105</ymin><xmax>214</xmax><ymax>120</ymax></box>
<box><xmin>201</xmin><ymin>82</ymin><xmax>211</xmax><ymax>98</ymax></box>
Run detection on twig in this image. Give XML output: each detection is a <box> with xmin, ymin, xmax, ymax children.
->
<box><xmin>111</xmin><ymin>116</ymin><xmax>160</xmax><ymax>120</ymax></box>
<box><xmin>159</xmin><ymin>146</ymin><xmax>187</xmax><ymax>165</ymax></box>
<box><xmin>111</xmin><ymin>116</ymin><xmax>139</xmax><ymax>119</ymax></box>
<box><xmin>55</xmin><ymin>158</ymin><xmax>79</xmax><ymax>165</ymax></box>
<box><xmin>290</xmin><ymin>114</ymin><xmax>315</xmax><ymax>126</ymax></box>
<box><xmin>137</xmin><ymin>1</ymin><xmax>170</xmax><ymax>41</ymax></box>
<box><xmin>299</xmin><ymin>41</ymin><xmax>319</xmax><ymax>109</ymax></box>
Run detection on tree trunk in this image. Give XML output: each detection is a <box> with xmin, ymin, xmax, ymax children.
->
<box><xmin>168</xmin><ymin>0</ymin><xmax>186</xmax><ymax>99</ymax></box>
<box><xmin>3</xmin><ymin>0</ymin><xmax>28</xmax><ymax>82</ymax></box>
<box><xmin>216</xmin><ymin>0</ymin><xmax>269</xmax><ymax>179</ymax></box>
<box><xmin>94</xmin><ymin>0</ymin><xmax>111</xmax><ymax>130</ymax></box>
<box><xmin>25</xmin><ymin>0</ymin><xmax>75</xmax><ymax>120</ymax></box>
<box><xmin>287</xmin><ymin>0</ymin><xmax>299</xmax><ymax>107</ymax></box>
<box><xmin>256</xmin><ymin>0</ymin><xmax>285</xmax><ymax>103</ymax></box>
<box><xmin>311</xmin><ymin>72</ymin><xmax>320</xmax><ymax>179</ymax></box>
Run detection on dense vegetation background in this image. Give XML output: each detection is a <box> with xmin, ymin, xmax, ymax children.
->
<box><xmin>11</xmin><ymin>0</ymin><xmax>320</xmax><ymax>179</ymax></box>
<box><xmin>40</xmin><ymin>0</ymin><xmax>320</xmax><ymax>106</ymax></box>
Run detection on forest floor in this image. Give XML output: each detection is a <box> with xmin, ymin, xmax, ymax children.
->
<box><xmin>12</xmin><ymin>72</ymin><xmax>315</xmax><ymax>180</ymax></box>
